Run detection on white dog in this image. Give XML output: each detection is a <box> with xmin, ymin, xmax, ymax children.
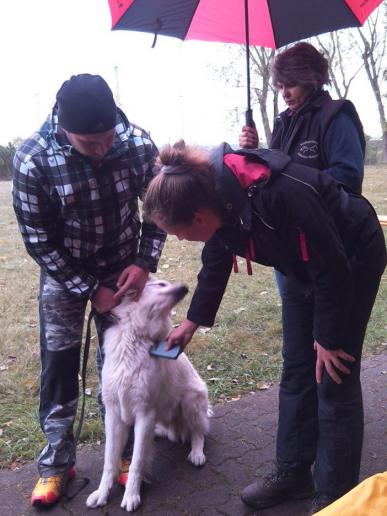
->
<box><xmin>86</xmin><ymin>279</ymin><xmax>210</xmax><ymax>512</ymax></box>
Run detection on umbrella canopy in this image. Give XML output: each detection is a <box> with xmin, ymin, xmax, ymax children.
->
<box><xmin>109</xmin><ymin>0</ymin><xmax>382</xmax><ymax>47</ymax></box>
<box><xmin>108</xmin><ymin>0</ymin><xmax>383</xmax><ymax>124</ymax></box>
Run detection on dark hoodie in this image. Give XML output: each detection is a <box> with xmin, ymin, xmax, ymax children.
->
<box><xmin>186</xmin><ymin>144</ymin><xmax>385</xmax><ymax>350</ymax></box>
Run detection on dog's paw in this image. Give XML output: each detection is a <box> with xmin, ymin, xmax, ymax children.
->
<box><xmin>86</xmin><ymin>489</ymin><xmax>109</xmax><ymax>508</ymax></box>
<box><xmin>121</xmin><ymin>492</ymin><xmax>141</xmax><ymax>512</ymax></box>
<box><xmin>187</xmin><ymin>450</ymin><xmax>206</xmax><ymax>467</ymax></box>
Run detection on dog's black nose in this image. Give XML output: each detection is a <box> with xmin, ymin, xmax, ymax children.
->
<box><xmin>174</xmin><ymin>285</ymin><xmax>189</xmax><ymax>302</ymax></box>
<box><xmin>179</xmin><ymin>285</ymin><xmax>189</xmax><ymax>296</ymax></box>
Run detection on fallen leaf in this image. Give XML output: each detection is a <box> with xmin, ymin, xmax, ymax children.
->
<box><xmin>206</xmin><ymin>364</ymin><xmax>215</xmax><ymax>371</ymax></box>
<box><xmin>256</xmin><ymin>382</ymin><xmax>272</xmax><ymax>390</ymax></box>
<box><xmin>85</xmin><ymin>388</ymin><xmax>92</xmax><ymax>396</ymax></box>
<box><xmin>207</xmin><ymin>377</ymin><xmax>220</xmax><ymax>383</ymax></box>
<box><xmin>233</xmin><ymin>307</ymin><xmax>246</xmax><ymax>314</ymax></box>
<box><xmin>198</xmin><ymin>327</ymin><xmax>211</xmax><ymax>334</ymax></box>
<box><xmin>259</xmin><ymin>291</ymin><xmax>268</xmax><ymax>295</ymax></box>
<box><xmin>24</xmin><ymin>379</ymin><xmax>35</xmax><ymax>388</ymax></box>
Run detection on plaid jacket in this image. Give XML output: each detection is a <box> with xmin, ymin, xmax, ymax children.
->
<box><xmin>12</xmin><ymin>107</ymin><xmax>166</xmax><ymax>298</ymax></box>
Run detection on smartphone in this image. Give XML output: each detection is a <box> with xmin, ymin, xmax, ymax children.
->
<box><xmin>149</xmin><ymin>340</ymin><xmax>182</xmax><ymax>360</ymax></box>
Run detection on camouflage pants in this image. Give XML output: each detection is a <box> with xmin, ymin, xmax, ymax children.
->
<box><xmin>37</xmin><ymin>271</ymin><xmax>132</xmax><ymax>476</ymax></box>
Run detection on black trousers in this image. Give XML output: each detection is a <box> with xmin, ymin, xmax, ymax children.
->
<box><xmin>276</xmin><ymin>261</ymin><xmax>383</xmax><ymax>497</ymax></box>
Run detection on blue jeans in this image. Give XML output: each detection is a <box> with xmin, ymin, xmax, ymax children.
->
<box><xmin>275</xmin><ymin>269</ymin><xmax>382</xmax><ymax>497</ymax></box>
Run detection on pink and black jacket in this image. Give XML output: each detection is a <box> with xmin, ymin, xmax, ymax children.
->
<box><xmin>187</xmin><ymin>143</ymin><xmax>385</xmax><ymax>350</ymax></box>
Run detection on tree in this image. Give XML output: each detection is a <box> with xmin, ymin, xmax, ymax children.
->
<box><xmin>213</xmin><ymin>45</ymin><xmax>277</xmax><ymax>146</ymax></box>
<box><xmin>354</xmin><ymin>6</ymin><xmax>387</xmax><ymax>162</ymax></box>
<box><xmin>249</xmin><ymin>47</ymin><xmax>277</xmax><ymax>145</ymax></box>
<box><xmin>314</xmin><ymin>32</ymin><xmax>363</xmax><ymax>99</ymax></box>
<box><xmin>0</xmin><ymin>141</ymin><xmax>17</xmax><ymax>181</ymax></box>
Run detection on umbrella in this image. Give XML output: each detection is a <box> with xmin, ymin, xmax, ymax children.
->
<box><xmin>108</xmin><ymin>0</ymin><xmax>383</xmax><ymax>126</ymax></box>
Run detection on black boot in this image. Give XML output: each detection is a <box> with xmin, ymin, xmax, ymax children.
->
<box><xmin>307</xmin><ymin>493</ymin><xmax>337</xmax><ymax>515</ymax></box>
<box><xmin>241</xmin><ymin>466</ymin><xmax>315</xmax><ymax>510</ymax></box>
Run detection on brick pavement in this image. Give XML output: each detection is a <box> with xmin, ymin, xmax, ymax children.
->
<box><xmin>0</xmin><ymin>354</ymin><xmax>385</xmax><ymax>516</ymax></box>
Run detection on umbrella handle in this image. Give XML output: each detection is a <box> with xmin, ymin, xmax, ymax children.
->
<box><xmin>245</xmin><ymin>109</ymin><xmax>255</xmax><ymax>128</ymax></box>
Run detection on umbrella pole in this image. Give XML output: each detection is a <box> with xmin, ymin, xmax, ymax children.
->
<box><xmin>244</xmin><ymin>0</ymin><xmax>254</xmax><ymax>127</ymax></box>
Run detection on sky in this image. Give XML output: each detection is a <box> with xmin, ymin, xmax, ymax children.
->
<box><xmin>0</xmin><ymin>0</ymin><xmax>384</xmax><ymax>148</ymax></box>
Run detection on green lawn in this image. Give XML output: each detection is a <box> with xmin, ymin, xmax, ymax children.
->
<box><xmin>0</xmin><ymin>165</ymin><xmax>386</xmax><ymax>468</ymax></box>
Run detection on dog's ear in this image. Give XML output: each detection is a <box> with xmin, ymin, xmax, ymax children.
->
<box><xmin>147</xmin><ymin>303</ymin><xmax>159</xmax><ymax>320</ymax></box>
<box><xmin>147</xmin><ymin>302</ymin><xmax>170</xmax><ymax>322</ymax></box>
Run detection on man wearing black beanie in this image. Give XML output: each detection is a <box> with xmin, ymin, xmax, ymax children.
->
<box><xmin>57</xmin><ymin>74</ymin><xmax>117</xmax><ymax>135</ymax></box>
<box><xmin>12</xmin><ymin>73</ymin><xmax>166</xmax><ymax>508</ymax></box>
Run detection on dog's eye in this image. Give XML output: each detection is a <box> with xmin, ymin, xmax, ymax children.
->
<box><xmin>156</xmin><ymin>281</ymin><xmax>168</xmax><ymax>287</ymax></box>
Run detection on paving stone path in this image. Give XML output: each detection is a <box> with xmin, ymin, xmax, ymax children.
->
<box><xmin>1</xmin><ymin>354</ymin><xmax>385</xmax><ymax>516</ymax></box>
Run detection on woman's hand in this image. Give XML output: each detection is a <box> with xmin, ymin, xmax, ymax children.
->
<box><xmin>113</xmin><ymin>265</ymin><xmax>149</xmax><ymax>301</ymax></box>
<box><xmin>314</xmin><ymin>341</ymin><xmax>356</xmax><ymax>384</ymax></box>
<box><xmin>167</xmin><ymin>319</ymin><xmax>199</xmax><ymax>352</ymax></box>
<box><xmin>239</xmin><ymin>125</ymin><xmax>259</xmax><ymax>149</ymax></box>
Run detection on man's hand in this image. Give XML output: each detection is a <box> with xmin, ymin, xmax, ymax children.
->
<box><xmin>314</xmin><ymin>341</ymin><xmax>356</xmax><ymax>384</ymax></box>
<box><xmin>113</xmin><ymin>264</ymin><xmax>149</xmax><ymax>301</ymax></box>
<box><xmin>91</xmin><ymin>286</ymin><xmax>118</xmax><ymax>313</ymax></box>
<box><xmin>239</xmin><ymin>125</ymin><xmax>259</xmax><ymax>149</ymax></box>
<box><xmin>167</xmin><ymin>319</ymin><xmax>199</xmax><ymax>352</ymax></box>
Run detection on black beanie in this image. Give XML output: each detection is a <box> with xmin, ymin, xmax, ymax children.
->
<box><xmin>56</xmin><ymin>74</ymin><xmax>117</xmax><ymax>134</ymax></box>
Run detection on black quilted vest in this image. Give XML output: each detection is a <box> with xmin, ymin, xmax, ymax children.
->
<box><xmin>270</xmin><ymin>91</ymin><xmax>365</xmax><ymax>171</ymax></box>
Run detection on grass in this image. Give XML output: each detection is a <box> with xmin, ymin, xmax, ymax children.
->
<box><xmin>0</xmin><ymin>165</ymin><xmax>386</xmax><ymax>468</ymax></box>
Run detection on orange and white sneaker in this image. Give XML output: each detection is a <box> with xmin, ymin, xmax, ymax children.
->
<box><xmin>31</xmin><ymin>466</ymin><xmax>76</xmax><ymax>508</ymax></box>
<box><xmin>118</xmin><ymin>458</ymin><xmax>130</xmax><ymax>486</ymax></box>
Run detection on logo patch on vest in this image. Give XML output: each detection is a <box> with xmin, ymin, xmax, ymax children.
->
<box><xmin>297</xmin><ymin>140</ymin><xmax>319</xmax><ymax>159</ymax></box>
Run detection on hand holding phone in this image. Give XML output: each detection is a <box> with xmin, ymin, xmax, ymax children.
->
<box><xmin>149</xmin><ymin>340</ymin><xmax>182</xmax><ymax>360</ymax></box>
